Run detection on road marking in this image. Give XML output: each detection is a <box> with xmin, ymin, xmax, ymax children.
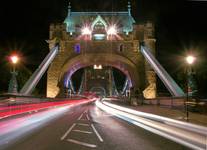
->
<box><xmin>78</xmin><ymin>113</ymin><xmax>83</xmax><ymax>120</ymax></box>
<box><xmin>61</xmin><ymin>123</ymin><xmax>76</xmax><ymax>140</ymax></box>
<box><xmin>77</xmin><ymin>123</ymin><xmax>90</xmax><ymax>126</ymax></box>
<box><xmin>67</xmin><ymin>139</ymin><xmax>97</xmax><ymax>148</ymax></box>
<box><xmin>86</xmin><ymin>114</ymin><xmax>90</xmax><ymax>120</ymax></box>
<box><xmin>91</xmin><ymin>124</ymin><xmax>103</xmax><ymax>142</ymax></box>
<box><xmin>73</xmin><ymin>129</ymin><xmax>92</xmax><ymax>134</ymax></box>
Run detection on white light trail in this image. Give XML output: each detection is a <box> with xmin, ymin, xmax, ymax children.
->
<box><xmin>96</xmin><ymin>100</ymin><xmax>207</xmax><ymax>150</ymax></box>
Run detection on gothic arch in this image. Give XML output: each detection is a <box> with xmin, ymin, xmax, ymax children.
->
<box><xmin>58</xmin><ymin>53</ymin><xmax>140</xmax><ymax>91</ymax></box>
<box><xmin>91</xmin><ymin>15</ymin><xmax>108</xmax><ymax>30</ymax></box>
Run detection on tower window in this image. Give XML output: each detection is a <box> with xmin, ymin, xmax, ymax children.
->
<box><xmin>74</xmin><ymin>44</ymin><xmax>81</xmax><ymax>53</ymax></box>
<box><xmin>119</xmin><ymin>44</ymin><xmax>124</xmax><ymax>52</ymax></box>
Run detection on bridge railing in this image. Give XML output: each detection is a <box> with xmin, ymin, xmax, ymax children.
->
<box><xmin>20</xmin><ymin>44</ymin><xmax>59</xmax><ymax>95</ymax></box>
<box><xmin>141</xmin><ymin>45</ymin><xmax>185</xmax><ymax>97</ymax></box>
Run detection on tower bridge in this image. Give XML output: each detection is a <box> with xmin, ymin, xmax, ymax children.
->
<box><xmin>19</xmin><ymin>2</ymin><xmax>184</xmax><ymax>99</ymax></box>
<box><xmin>47</xmin><ymin>2</ymin><xmax>157</xmax><ymax>98</ymax></box>
<box><xmin>3</xmin><ymin>3</ymin><xmax>206</xmax><ymax>150</ymax></box>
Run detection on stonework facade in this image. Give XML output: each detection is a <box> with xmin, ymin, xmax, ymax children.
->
<box><xmin>47</xmin><ymin>4</ymin><xmax>156</xmax><ymax>98</ymax></box>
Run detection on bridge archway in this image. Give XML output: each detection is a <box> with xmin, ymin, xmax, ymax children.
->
<box><xmin>57</xmin><ymin>53</ymin><xmax>141</xmax><ymax>96</ymax></box>
<box><xmin>90</xmin><ymin>86</ymin><xmax>106</xmax><ymax>96</ymax></box>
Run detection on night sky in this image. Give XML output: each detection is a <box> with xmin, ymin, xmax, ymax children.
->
<box><xmin>0</xmin><ymin>0</ymin><xmax>207</xmax><ymax>96</ymax></box>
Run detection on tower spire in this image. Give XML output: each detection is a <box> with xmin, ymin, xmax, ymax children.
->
<box><xmin>128</xmin><ymin>1</ymin><xmax>131</xmax><ymax>15</ymax></box>
<box><xmin>68</xmin><ymin>2</ymin><xmax>71</xmax><ymax>16</ymax></box>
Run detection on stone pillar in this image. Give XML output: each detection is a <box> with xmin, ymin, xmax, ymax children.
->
<box><xmin>47</xmin><ymin>24</ymin><xmax>68</xmax><ymax>98</ymax></box>
<box><xmin>47</xmin><ymin>53</ymin><xmax>60</xmax><ymax>97</ymax></box>
<box><xmin>8</xmin><ymin>71</ymin><xmax>18</xmax><ymax>94</ymax></box>
<box><xmin>47</xmin><ymin>39</ymin><xmax>60</xmax><ymax>98</ymax></box>
<box><xmin>143</xmin><ymin>22</ymin><xmax>157</xmax><ymax>99</ymax></box>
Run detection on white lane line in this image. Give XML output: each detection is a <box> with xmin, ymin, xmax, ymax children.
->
<box><xmin>77</xmin><ymin>123</ymin><xmax>90</xmax><ymax>126</ymax></box>
<box><xmin>78</xmin><ymin>113</ymin><xmax>83</xmax><ymax>120</ymax></box>
<box><xmin>91</xmin><ymin>124</ymin><xmax>103</xmax><ymax>142</ymax></box>
<box><xmin>67</xmin><ymin>138</ymin><xmax>97</xmax><ymax>148</ymax></box>
<box><xmin>61</xmin><ymin>123</ymin><xmax>76</xmax><ymax>140</ymax></box>
<box><xmin>86</xmin><ymin>114</ymin><xmax>90</xmax><ymax>120</ymax></box>
<box><xmin>73</xmin><ymin>129</ymin><xmax>92</xmax><ymax>134</ymax></box>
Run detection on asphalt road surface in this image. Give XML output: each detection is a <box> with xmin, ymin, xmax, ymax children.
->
<box><xmin>0</xmin><ymin>103</ymin><xmax>190</xmax><ymax>150</ymax></box>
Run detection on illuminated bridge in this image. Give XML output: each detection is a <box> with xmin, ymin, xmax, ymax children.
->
<box><xmin>17</xmin><ymin>1</ymin><xmax>184</xmax><ymax>99</ymax></box>
<box><xmin>43</xmin><ymin>2</ymin><xmax>183</xmax><ymax>99</ymax></box>
<box><xmin>1</xmin><ymin>2</ymin><xmax>206</xmax><ymax>150</ymax></box>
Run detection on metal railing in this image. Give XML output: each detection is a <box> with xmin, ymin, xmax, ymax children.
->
<box><xmin>20</xmin><ymin>44</ymin><xmax>59</xmax><ymax>95</ymax></box>
<box><xmin>141</xmin><ymin>45</ymin><xmax>185</xmax><ymax>97</ymax></box>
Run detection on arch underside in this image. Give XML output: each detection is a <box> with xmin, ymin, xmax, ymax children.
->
<box><xmin>58</xmin><ymin>53</ymin><xmax>141</xmax><ymax>96</ymax></box>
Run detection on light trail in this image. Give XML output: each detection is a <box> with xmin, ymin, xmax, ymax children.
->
<box><xmin>96</xmin><ymin>99</ymin><xmax>207</xmax><ymax>150</ymax></box>
<box><xmin>0</xmin><ymin>98</ymin><xmax>97</xmax><ymax>149</ymax></box>
<box><xmin>102</xmin><ymin>100</ymin><xmax>207</xmax><ymax>134</ymax></box>
<box><xmin>0</xmin><ymin>105</ymin><xmax>75</xmax><ymax>147</ymax></box>
<box><xmin>0</xmin><ymin>98</ymin><xmax>97</xmax><ymax>119</ymax></box>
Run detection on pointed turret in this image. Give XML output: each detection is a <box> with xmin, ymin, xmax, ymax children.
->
<box><xmin>68</xmin><ymin>2</ymin><xmax>71</xmax><ymax>16</ymax></box>
<box><xmin>128</xmin><ymin>1</ymin><xmax>131</xmax><ymax>15</ymax></box>
<box><xmin>64</xmin><ymin>2</ymin><xmax>75</xmax><ymax>34</ymax></box>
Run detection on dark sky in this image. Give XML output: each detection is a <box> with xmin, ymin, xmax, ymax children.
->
<box><xmin>0</xmin><ymin>0</ymin><xmax>207</xmax><ymax>96</ymax></box>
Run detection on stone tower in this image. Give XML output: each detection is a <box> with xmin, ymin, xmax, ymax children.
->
<box><xmin>47</xmin><ymin>2</ymin><xmax>156</xmax><ymax>98</ymax></box>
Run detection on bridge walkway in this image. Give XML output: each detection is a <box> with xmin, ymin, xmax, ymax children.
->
<box><xmin>107</xmin><ymin>98</ymin><xmax>207</xmax><ymax>126</ymax></box>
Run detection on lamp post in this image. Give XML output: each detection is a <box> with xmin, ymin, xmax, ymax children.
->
<box><xmin>185</xmin><ymin>55</ymin><xmax>196</xmax><ymax>121</ymax></box>
<box><xmin>8</xmin><ymin>55</ymin><xmax>19</xmax><ymax>94</ymax></box>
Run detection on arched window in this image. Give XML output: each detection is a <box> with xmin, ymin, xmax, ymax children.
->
<box><xmin>74</xmin><ymin>44</ymin><xmax>80</xmax><ymax>53</ymax></box>
<box><xmin>92</xmin><ymin>15</ymin><xmax>107</xmax><ymax>40</ymax></box>
<box><xmin>119</xmin><ymin>44</ymin><xmax>124</xmax><ymax>52</ymax></box>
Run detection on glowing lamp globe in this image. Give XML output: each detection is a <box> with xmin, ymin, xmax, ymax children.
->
<box><xmin>10</xmin><ymin>55</ymin><xmax>19</xmax><ymax>64</ymax></box>
<box><xmin>107</xmin><ymin>26</ymin><xmax>117</xmax><ymax>35</ymax></box>
<box><xmin>93</xmin><ymin>64</ymin><xmax>102</xmax><ymax>70</ymax></box>
<box><xmin>186</xmin><ymin>55</ymin><xmax>196</xmax><ymax>65</ymax></box>
<box><xmin>81</xmin><ymin>27</ymin><xmax>91</xmax><ymax>35</ymax></box>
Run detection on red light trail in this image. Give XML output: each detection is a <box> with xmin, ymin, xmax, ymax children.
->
<box><xmin>0</xmin><ymin>98</ymin><xmax>96</xmax><ymax>119</ymax></box>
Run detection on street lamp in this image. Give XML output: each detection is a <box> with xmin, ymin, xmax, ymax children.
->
<box><xmin>8</xmin><ymin>55</ymin><xmax>19</xmax><ymax>94</ymax></box>
<box><xmin>10</xmin><ymin>55</ymin><xmax>19</xmax><ymax>71</ymax></box>
<box><xmin>186</xmin><ymin>56</ymin><xmax>195</xmax><ymax>65</ymax></box>
<box><xmin>185</xmin><ymin>55</ymin><xmax>196</xmax><ymax>121</ymax></box>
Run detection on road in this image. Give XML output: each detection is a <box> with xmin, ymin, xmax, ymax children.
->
<box><xmin>0</xmin><ymin>102</ymin><xmax>190</xmax><ymax>150</ymax></box>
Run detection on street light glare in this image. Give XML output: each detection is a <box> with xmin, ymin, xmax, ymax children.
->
<box><xmin>107</xmin><ymin>26</ymin><xmax>117</xmax><ymax>35</ymax></box>
<box><xmin>186</xmin><ymin>55</ymin><xmax>195</xmax><ymax>64</ymax></box>
<box><xmin>93</xmin><ymin>64</ymin><xmax>102</xmax><ymax>69</ymax></box>
<box><xmin>10</xmin><ymin>55</ymin><xmax>19</xmax><ymax>64</ymax></box>
<box><xmin>81</xmin><ymin>27</ymin><xmax>91</xmax><ymax>35</ymax></box>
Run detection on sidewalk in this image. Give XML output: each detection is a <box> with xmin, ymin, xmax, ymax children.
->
<box><xmin>109</xmin><ymin>100</ymin><xmax>207</xmax><ymax>127</ymax></box>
